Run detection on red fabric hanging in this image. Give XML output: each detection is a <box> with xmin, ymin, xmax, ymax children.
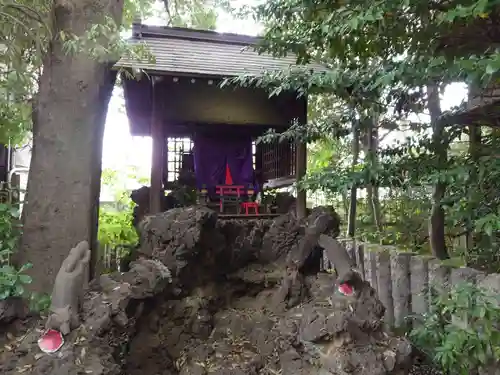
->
<box><xmin>225</xmin><ymin>163</ymin><xmax>233</xmax><ymax>185</ymax></box>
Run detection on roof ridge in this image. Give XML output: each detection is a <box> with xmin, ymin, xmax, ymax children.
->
<box><xmin>132</xmin><ymin>24</ymin><xmax>262</xmax><ymax>47</ymax></box>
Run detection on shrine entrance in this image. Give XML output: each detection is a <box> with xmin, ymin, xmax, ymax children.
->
<box><xmin>118</xmin><ymin>24</ymin><xmax>326</xmax><ymax>218</ymax></box>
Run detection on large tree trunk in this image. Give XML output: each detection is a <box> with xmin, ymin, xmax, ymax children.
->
<box><xmin>17</xmin><ymin>0</ymin><xmax>124</xmax><ymax>294</ymax></box>
<box><xmin>427</xmin><ymin>83</ymin><xmax>449</xmax><ymax>260</ymax></box>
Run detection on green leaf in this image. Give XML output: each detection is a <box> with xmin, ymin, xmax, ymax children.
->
<box><xmin>0</xmin><ymin>289</ymin><xmax>11</xmax><ymax>300</ymax></box>
<box><xmin>13</xmin><ymin>284</ymin><xmax>24</xmax><ymax>297</ymax></box>
<box><xmin>18</xmin><ymin>274</ymin><xmax>32</xmax><ymax>284</ymax></box>
<box><xmin>486</xmin><ymin>64</ymin><xmax>497</xmax><ymax>75</ymax></box>
<box><xmin>484</xmin><ymin>223</ymin><xmax>493</xmax><ymax>237</ymax></box>
<box><xmin>18</xmin><ymin>263</ymin><xmax>32</xmax><ymax>272</ymax></box>
<box><xmin>9</xmin><ymin>207</ymin><xmax>20</xmax><ymax>218</ymax></box>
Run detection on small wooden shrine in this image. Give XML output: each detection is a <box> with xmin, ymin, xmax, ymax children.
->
<box><xmin>117</xmin><ymin>24</ymin><xmax>325</xmax><ymax>218</ymax></box>
<box><xmin>437</xmin><ymin>8</ymin><xmax>500</xmax><ymax>127</ymax></box>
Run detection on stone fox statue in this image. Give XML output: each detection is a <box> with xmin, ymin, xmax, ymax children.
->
<box><xmin>46</xmin><ymin>241</ymin><xmax>90</xmax><ymax>335</ymax></box>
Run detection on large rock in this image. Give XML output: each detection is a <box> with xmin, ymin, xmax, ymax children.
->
<box><xmin>261</xmin><ymin>212</ymin><xmax>302</xmax><ymax>263</ymax></box>
<box><xmin>139</xmin><ymin>206</ymin><xmax>223</xmax><ymax>289</ymax></box>
<box><xmin>0</xmin><ymin>258</ymin><xmax>172</xmax><ymax>375</ymax></box>
<box><xmin>216</xmin><ymin>217</ymin><xmax>273</xmax><ymax>270</ymax></box>
<box><xmin>260</xmin><ymin>206</ymin><xmax>340</xmax><ymax>267</ymax></box>
<box><xmin>139</xmin><ymin>206</ymin><xmax>274</xmax><ymax>288</ymax></box>
<box><xmin>292</xmin><ymin>274</ymin><xmax>412</xmax><ymax>375</ymax></box>
<box><xmin>1</xmin><ymin>207</ymin><xmax>412</xmax><ymax>375</ymax></box>
<box><xmin>307</xmin><ymin>205</ymin><xmax>341</xmax><ymax>238</ymax></box>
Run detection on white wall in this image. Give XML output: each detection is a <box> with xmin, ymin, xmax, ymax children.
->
<box><xmin>11</xmin><ymin>143</ymin><xmax>31</xmax><ymax>205</ymax></box>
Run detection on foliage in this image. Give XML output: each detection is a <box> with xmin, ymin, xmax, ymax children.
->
<box><xmin>0</xmin><ymin>202</ymin><xmax>21</xmax><ymax>258</ymax></box>
<box><xmin>0</xmin><ymin>263</ymin><xmax>32</xmax><ymax>300</ymax></box>
<box><xmin>167</xmin><ymin>182</ymin><xmax>198</xmax><ymax>207</ymax></box>
<box><xmin>98</xmin><ymin>204</ymin><xmax>138</xmax><ymax>247</ymax></box>
<box><xmin>259</xmin><ymin>187</ymin><xmax>280</xmax><ymax>206</ymax></box>
<box><xmin>163</xmin><ymin>0</ymin><xmax>220</xmax><ymax>29</ymax></box>
<box><xmin>98</xmin><ymin>168</ymin><xmax>141</xmax><ymax>250</ymax></box>
<box><xmin>60</xmin><ymin>17</ymin><xmax>155</xmax><ymax>66</ymax></box>
<box><xmin>0</xmin><ymin>0</ymin><xmax>222</xmax><ymax>146</ymax></box>
<box><xmin>0</xmin><ymin>202</ymin><xmax>32</xmax><ymax>300</ymax></box>
<box><xmin>0</xmin><ymin>0</ymin><xmax>48</xmax><ymax>145</ymax></box>
<box><xmin>356</xmin><ymin>190</ymin><xmax>432</xmax><ymax>250</ymax></box>
<box><xmin>308</xmin><ymin>136</ymin><xmax>350</xmax><ymax>175</ymax></box>
<box><xmin>222</xmin><ymin>0</ymin><xmax>500</xmax><ymax>264</ymax></box>
<box><xmin>411</xmin><ymin>282</ymin><xmax>500</xmax><ymax>374</ymax></box>
<box><xmin>28</xmin><ymin>292</ymin><xmax>51</xmax><ymax>313</ymax></box>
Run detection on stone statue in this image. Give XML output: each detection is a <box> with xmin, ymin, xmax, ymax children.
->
<box><xmin>46</xmin><ymin>241</ymin><xmax>90</xmax><ymax>335</ymax></box>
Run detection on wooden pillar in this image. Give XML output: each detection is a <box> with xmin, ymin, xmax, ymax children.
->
<box><xmin>150</xmin><ymin>77</ymin><xmax>164</xmax><ymax>214</ymax></box>
<box><xmin>296</xmin><ymin>140</ymin><xmax>307</xmax><ymax>218</ymax></box>
<box><xmin>162</xmin><ymin>136</ymin><xmax>169</xmax><ymax>189</ymax></box>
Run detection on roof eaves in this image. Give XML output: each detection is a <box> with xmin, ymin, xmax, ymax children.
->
<box><xmin>438</xmin><ymin>100</ymin><xmax>500</xmax><ymax>127</ymax></box>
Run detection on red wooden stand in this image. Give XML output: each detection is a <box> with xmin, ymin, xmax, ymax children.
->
<box><xmin>241</xmin><ymin>202</ymin><xmax>259</xmax><ymax>215</ymax></box>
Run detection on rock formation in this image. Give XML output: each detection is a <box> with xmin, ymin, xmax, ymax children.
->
<box><xmin>0</xmin><ymin>297</ymin><xmax>28</xmax><ymax>324</ymax></box>
<box><xmin>0</xmin><ymin>206</ymin><xmax>412</xmax><ymax>375</ymax></box>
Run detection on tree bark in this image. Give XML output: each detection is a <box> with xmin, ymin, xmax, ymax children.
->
<box><xmin>363</xmin><ymin>114</ymin><xmax>383</xmax><ymax>233</ymax></box>
<box><xmin>465</xmin><ymin>83</ymin><xmax>482</xmax><ymax>251</ymax></box>
<box><xmin>466</xmin><ymin>124</ymin><xmax>481</xmax><ymax>251</ymax></box>
<box><xmin>427</xmin><ymin>83</ymin><xmax>449</xmax><ymax>260</ymax></box>
<box><xmin>17</xmin><ymin>0</ymin><xmax>124</xmax><ymax>294</ymax></box>
<box><xmin>346</xmin><ymin>122</ymin><xmax>360</xmax><ymax>238</ymax></box>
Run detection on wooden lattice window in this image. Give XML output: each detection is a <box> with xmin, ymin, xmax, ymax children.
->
<box><xmin>288</xmin><ymin>142</ymin><xmax>296</xmax><ymax>176</ymax></box>
<box><xmin>165</xmin><ymin>137</ymin><xmax>193</xmax><ymax>182</ymax></box>
<box><xmin>261</xmin><ymin>141</ymin><xmax>277</xmax><ymax>181</ymax></box>
<box><xmin>260</xmin><ymin>139</ymin><xmax>296</xmax><ymax>181</ymax></box>
<box><xmin>252</xmin><ymin>141</ymin><xmax>256</xmax><ymax>169</ymax></box>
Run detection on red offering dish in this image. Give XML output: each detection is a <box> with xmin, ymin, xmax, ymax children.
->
<box><xmin>338</xmin><ymin>283</ymin><xmax>354</xmax><ymax>296</ymax></box>
<box><xmin>38</xmin><ymin>329</ymin><xmax>64</xmax><ymax>354</ymax></box>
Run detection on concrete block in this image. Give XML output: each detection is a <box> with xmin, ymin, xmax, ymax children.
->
<box><xmin>450</xmin><ymin>267</ymin><xmax>486</xmax><ymax>287</ymax></box>
<box><xmin>479</xmin><ymin>273</ymin><xmax>500</xmax><ymax>302</ymax></box>
<box><xmin>479</xmin><ymin>365</ymin><xmax>500</xmax><ymax>375</ymax></box>
<box><xmin>450</xmin><ymin>267</ymin><xmax>486</xmax><ymax>329</ymax></box>
<box><xmin>376</xmin><ymin>250</ymin><xmax>394</xmax><ymax>327</ymax></box>
<box><xmin>410</xmin><ymin>256</ymin><xmax>431</xmax><ymax>317</ymax></box>
<box><xmin>364</xmin><ymin>244</ymin><xmax>378</xmax><ymax>292</ymax></box>
<box><xmin>476</xmin><ymin>272</ymin><xmax>500</xmax><ymax>375</ymax></box>
<box><xmin>428</xmin><ymin>259</ymin><xmax>450</xmax><ymax>294</ymax></box>
<box><xmin>427</xmin><ymin>259</ymin><xmax>451</xmax><ymax>314</ymax></box>
<box><xmin>390</xmin><ymin>252</ymin><xmax>413</xmax><ymax>328</ymax></box>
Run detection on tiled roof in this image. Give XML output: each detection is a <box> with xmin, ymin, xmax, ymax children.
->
<box><xmin>438</xmin><ymin>83</ymin><xmax>500</xmax><ymax>127</ymax></box>
<box><xmin>116</xmin><ymin>24</ymin><xmax>327</xmax><ymax>77</ymax></box>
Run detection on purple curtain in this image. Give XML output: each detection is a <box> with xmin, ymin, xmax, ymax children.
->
<box><xmin>193</xmin><ymin>134</ymin><xmax>256</xmax><ymax>193</ymax></box>
<box><xmin>193</xmin><ymin>135</ymin><xmax>227</xmax><ymax>188</ymax></box>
